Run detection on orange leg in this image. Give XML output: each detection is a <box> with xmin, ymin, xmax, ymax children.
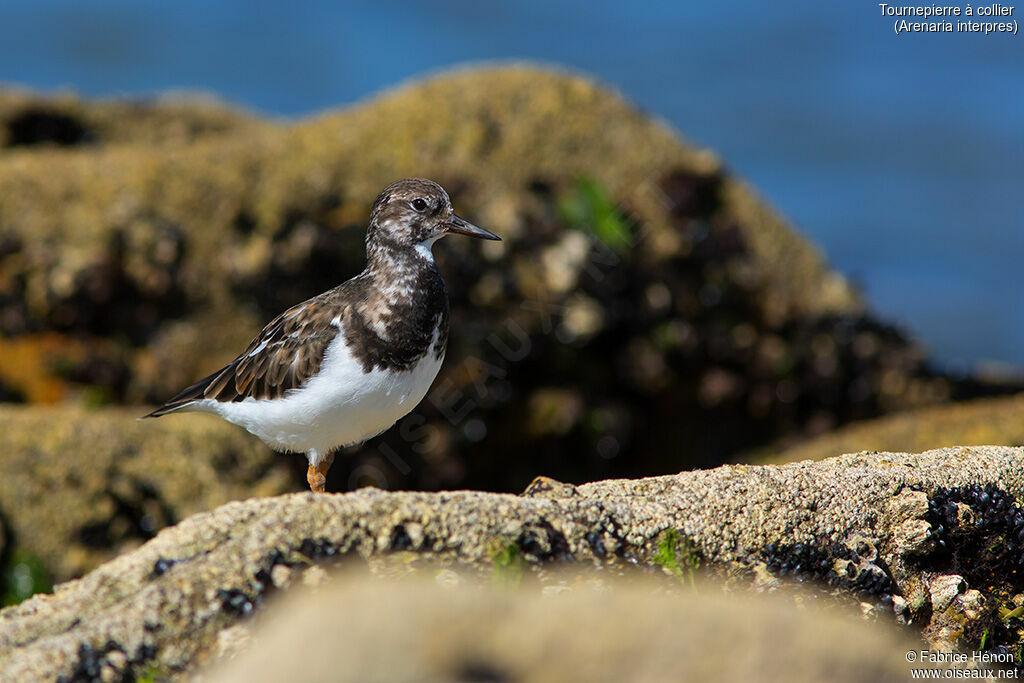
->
<box><xmin>306</xmin><ymin>452</ymin><xmax>335</xmax><ymax>493</ymax></box>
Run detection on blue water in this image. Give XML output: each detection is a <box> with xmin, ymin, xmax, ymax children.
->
<box><xmin>1</xmin><ymin>0</ymin><xmax>1021</xmax><ymax>369</ymax></box>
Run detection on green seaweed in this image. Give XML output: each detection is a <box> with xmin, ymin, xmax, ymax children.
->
<box><xmin>134</xmin><ymin>663</ymin><xmax>172</xmax><ymax>683</ymax></box>
<box><xmin>999</xmin><ymin>604</ymin><xmax>1024</xmax><ymax>622</ymax></box>
<box><xmin>557</xmin><ymin>176</ymin><xmax>632</xmax><ymax>253</ymax></box>
<box><xmin>489</xmin><ymin>540</ymin><xmax>525</xmax><ymax>588</ymax></box>
<box><xmin>652</xmin><ymin>529</ymin><xmax>701</xmax><ymax>588</ymax></box>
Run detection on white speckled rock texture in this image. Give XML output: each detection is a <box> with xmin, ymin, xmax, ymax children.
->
<box><xmin>0</xmin><ymin>446</ymin><xmax>1021</xmax><ymax>680</ymax></box>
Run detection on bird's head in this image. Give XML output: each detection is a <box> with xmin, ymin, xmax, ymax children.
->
<box><xmin>368</xmin><ymin>178</ymin><xmax>500</xmax><ymax>255</ymax></box>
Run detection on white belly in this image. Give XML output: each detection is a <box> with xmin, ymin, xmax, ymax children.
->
<box><xmin>192</xmin><ymin>332</ymin><xmax>444</xmax><ymax>461</ymax></box>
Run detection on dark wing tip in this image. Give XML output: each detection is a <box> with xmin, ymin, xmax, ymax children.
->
<box><xmin>141</xmin><ymin>363</ymin><xmax>237</xmax><ymax>419</ymax></box>
<box><xmin>139</xmin><ymin>403</ymin><xmax>183</xmax><ymax>419</ymax></box>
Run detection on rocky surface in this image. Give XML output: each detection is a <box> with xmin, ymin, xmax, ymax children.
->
<box><xmin>0</xmin><ymin>86</ymin><xmax>263</xmax><ymax>149</ymax></box>
<box><xmin>0</xmin><ymin>404</ymin><xmax>295</xmax><ymax>582</ymax></box>
<box><xmin>1</xmin><ymin>446</ymin><xmax>1023</xmax><ymax>679</ymax></box>
<box><xmin>204</xmin><ymin>573</ymin><xmax>921</xmax><ymax>683</ymax></box>
<box><xmin>2</xmin><ymin>66</ymin><xmax>1015</xmax><ymax>495</ymax></box>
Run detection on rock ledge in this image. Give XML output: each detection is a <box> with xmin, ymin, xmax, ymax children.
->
<box><xmin>1</xmin><ymin>446</ymin><xmax>1022</xmax><ymax>679</ymax></box>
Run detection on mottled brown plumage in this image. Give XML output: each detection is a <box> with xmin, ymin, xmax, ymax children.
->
<box><xmin>145</xmin><ymin>264</ymin><xmax>450</xmax><ymax>414</ymax></box>
<box><xmin>142</xmin><ymin>178</ymin><xmax>499</xmax><ymax>493</ymax></box>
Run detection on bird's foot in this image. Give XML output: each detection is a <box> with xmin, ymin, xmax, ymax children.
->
<box><xmin>306</xmin><ymin>452</ymin><xmax>335</xmax><ymax>493</ymax></box>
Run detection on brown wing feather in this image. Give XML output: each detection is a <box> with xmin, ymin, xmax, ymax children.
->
<box><xmin>142</xmin><ymin>293</ymin><xmax>345</xmax><ymax>417</ymax></box>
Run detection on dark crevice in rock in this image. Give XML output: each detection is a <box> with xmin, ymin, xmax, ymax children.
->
<box><xmin>585</xmin><ymin>531</ymin><xmax>607</xmax><ymax>559</ymax></box>
<box><xmin>75</xmin><ymin>476</ymin><xmax>178</xmax><ymax>550</ymax></box>
<box><xmin>6</xmin><ymin>108</ymin><xmax>93</xmax><ymax>147</ymax></box>
<box><xmin>516</xmin><ymin>519</ymin><xmax>571</xmax><ymax>562</ymax></box>
<box><xmin>52</xmin><ymin>226</ymin><xmax>188</xmax><ymax>344</ymax></box>
<box><xmin>297</xmin><ymin>537</ymin><xmax>341</xmax><ymax>562</ymax></box>
<box><xmin>389</xmin><ymin>524</ymin><xmax>414</xmax><ymax>551</ymax></box>
<box><xmin>0</xmin><ymin>222</ymin><xmax>189</xmax><ymax>357</ymax></box>
<box><xmin>661</xmin><ymin>168</ymin><xmax>724</xmax><ymax>221</ymax></box>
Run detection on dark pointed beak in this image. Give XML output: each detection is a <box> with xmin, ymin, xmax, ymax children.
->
<box><xmin>444</xmin><ymin>213</ymin><xmax>501</xmax><ymax>241</ymax></box>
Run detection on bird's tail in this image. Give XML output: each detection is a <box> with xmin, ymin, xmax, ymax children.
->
<box><xmin>139</xmin><ymin>365</ymin><xmax>229</xmax><ymax>419</ymax></box>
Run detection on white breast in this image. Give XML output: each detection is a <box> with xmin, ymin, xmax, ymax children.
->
<box><xmin>192</xmin><ymin>326</ymin><xmax>445</xmax><ymax>461</ymax></box>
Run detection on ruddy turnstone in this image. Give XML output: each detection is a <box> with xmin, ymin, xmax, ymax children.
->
<box><xmin>144</xmin><ymin>178</ymin><xmax>500</xmax><ymax>493</ymax></box>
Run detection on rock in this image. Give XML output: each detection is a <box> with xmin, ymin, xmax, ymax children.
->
<box><xmin>0</xmin><ymin>446</ymin><xmax>1023</xmax><ymax>678</ymax></box>
<box><xmin>0</xmin><ymin>404</ymin><xmax>295</xmax><ymax>581</ymax></box>
<box><xmin>203</xmin><ymin>573</ymin><xmax>920</xmax><ymax>683</ymax></box>
<box><xmin>905</xmin><ymin>583</ymin><xmax>931</xmax><ymax>614</ymax></box>
<box><xmin>952</xmin><ymin>502</ymin><xmax>976</xmax><ymax>529</ymax></box>
<box><xmin>0</xmin><ymin>86</ymin><xmax>263</xmax><ymax>148</ymax></box>
<box><xmin>212</xmin><ymin>624</ymin><xmax>252</xmax><ymax>665</ymax></box>
<box><xmin>301</xmin><ymin>566</ymin><xmax>328</xmax><ymax>588</ymax></box>
<box><xmin>521</xmin><ymin>475</ymin><xmax>579</xmax><ymax>498</ymax></box>
<box><xmin>929</xmin><ymin>574</ymin><xmax>966</xmax><ymax>613</ymax></box>
<box><xmin>891</xmin><ymin>594</ymin><xmax>909</xmax><ymax>622</ymax></box>
<box><xmin>892</xmin><ymin>519</ymin><xmax>935</xmax><ymax>557</ymax></box>
<box><xmin>925</xmin><ymin>581</ymin><xmax>989</xmax><ymax>653</ymax></box>
<box><xmin>270</xmin><ymin>565</ymin><xmax>292</xmax><ymax>590</ymax></box>
<box><xmin>1</xmin><ymin>67</ymin><xmax>1011</xmax><ymax>494</ymax></box>
<box><xmin>958</xmin><ymin>589</ymin><xmax>985</xmax><ymax>620</ymax></box>
<box><xmin>764</xmin><ymin>392</ymin><xmax>1024</xmax><ymax>465</ymax></box>
<box><xmin>887</xmin><ymin>489</ymin><xmax>930</xmax><ymax>523</ymax></box>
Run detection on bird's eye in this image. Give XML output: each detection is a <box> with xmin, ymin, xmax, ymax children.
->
<box><xmin>411</xmin><ymin>198</ymin><xmax>428</xmax><ymax>212</ymax></box>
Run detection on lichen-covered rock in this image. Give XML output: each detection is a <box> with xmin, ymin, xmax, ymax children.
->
<box><xmin>203</xmin><ymin>573</ymin><xmax>920</xmax><ymax>683</ymax></box>
<box><xmin>1</xmin><ymin>446</ymin><xmax>1024</xmax><ymax>679</ymax></box>
<box><xmin>0</xmin><ymin>404</ymin><xmax>295</xmax><ymax>582</ymax></box>
<box><xmin>2</xmin><ymin>67</ymin><xmax>1014</xmax><ymax>493</ymax></box>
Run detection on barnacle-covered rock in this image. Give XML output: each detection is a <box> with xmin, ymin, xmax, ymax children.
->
<box><xmin>887</xmin><ymin>489</ymin><xmax>930</xmax><ymax>524</ymax></box>
<box><xmin>0</xmin><ymin>404</ymin><xmax>294</xmax><ymax>582</ymax></box>
<box><xmin>0</xmin><ymin>446</ymin><xmax>1022</xmax><ymax>679</ymax></box>
<box><xmin>893</xmin><ymin>519</ymin><xmax>935</xmax><ymax>557</ymax></box>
